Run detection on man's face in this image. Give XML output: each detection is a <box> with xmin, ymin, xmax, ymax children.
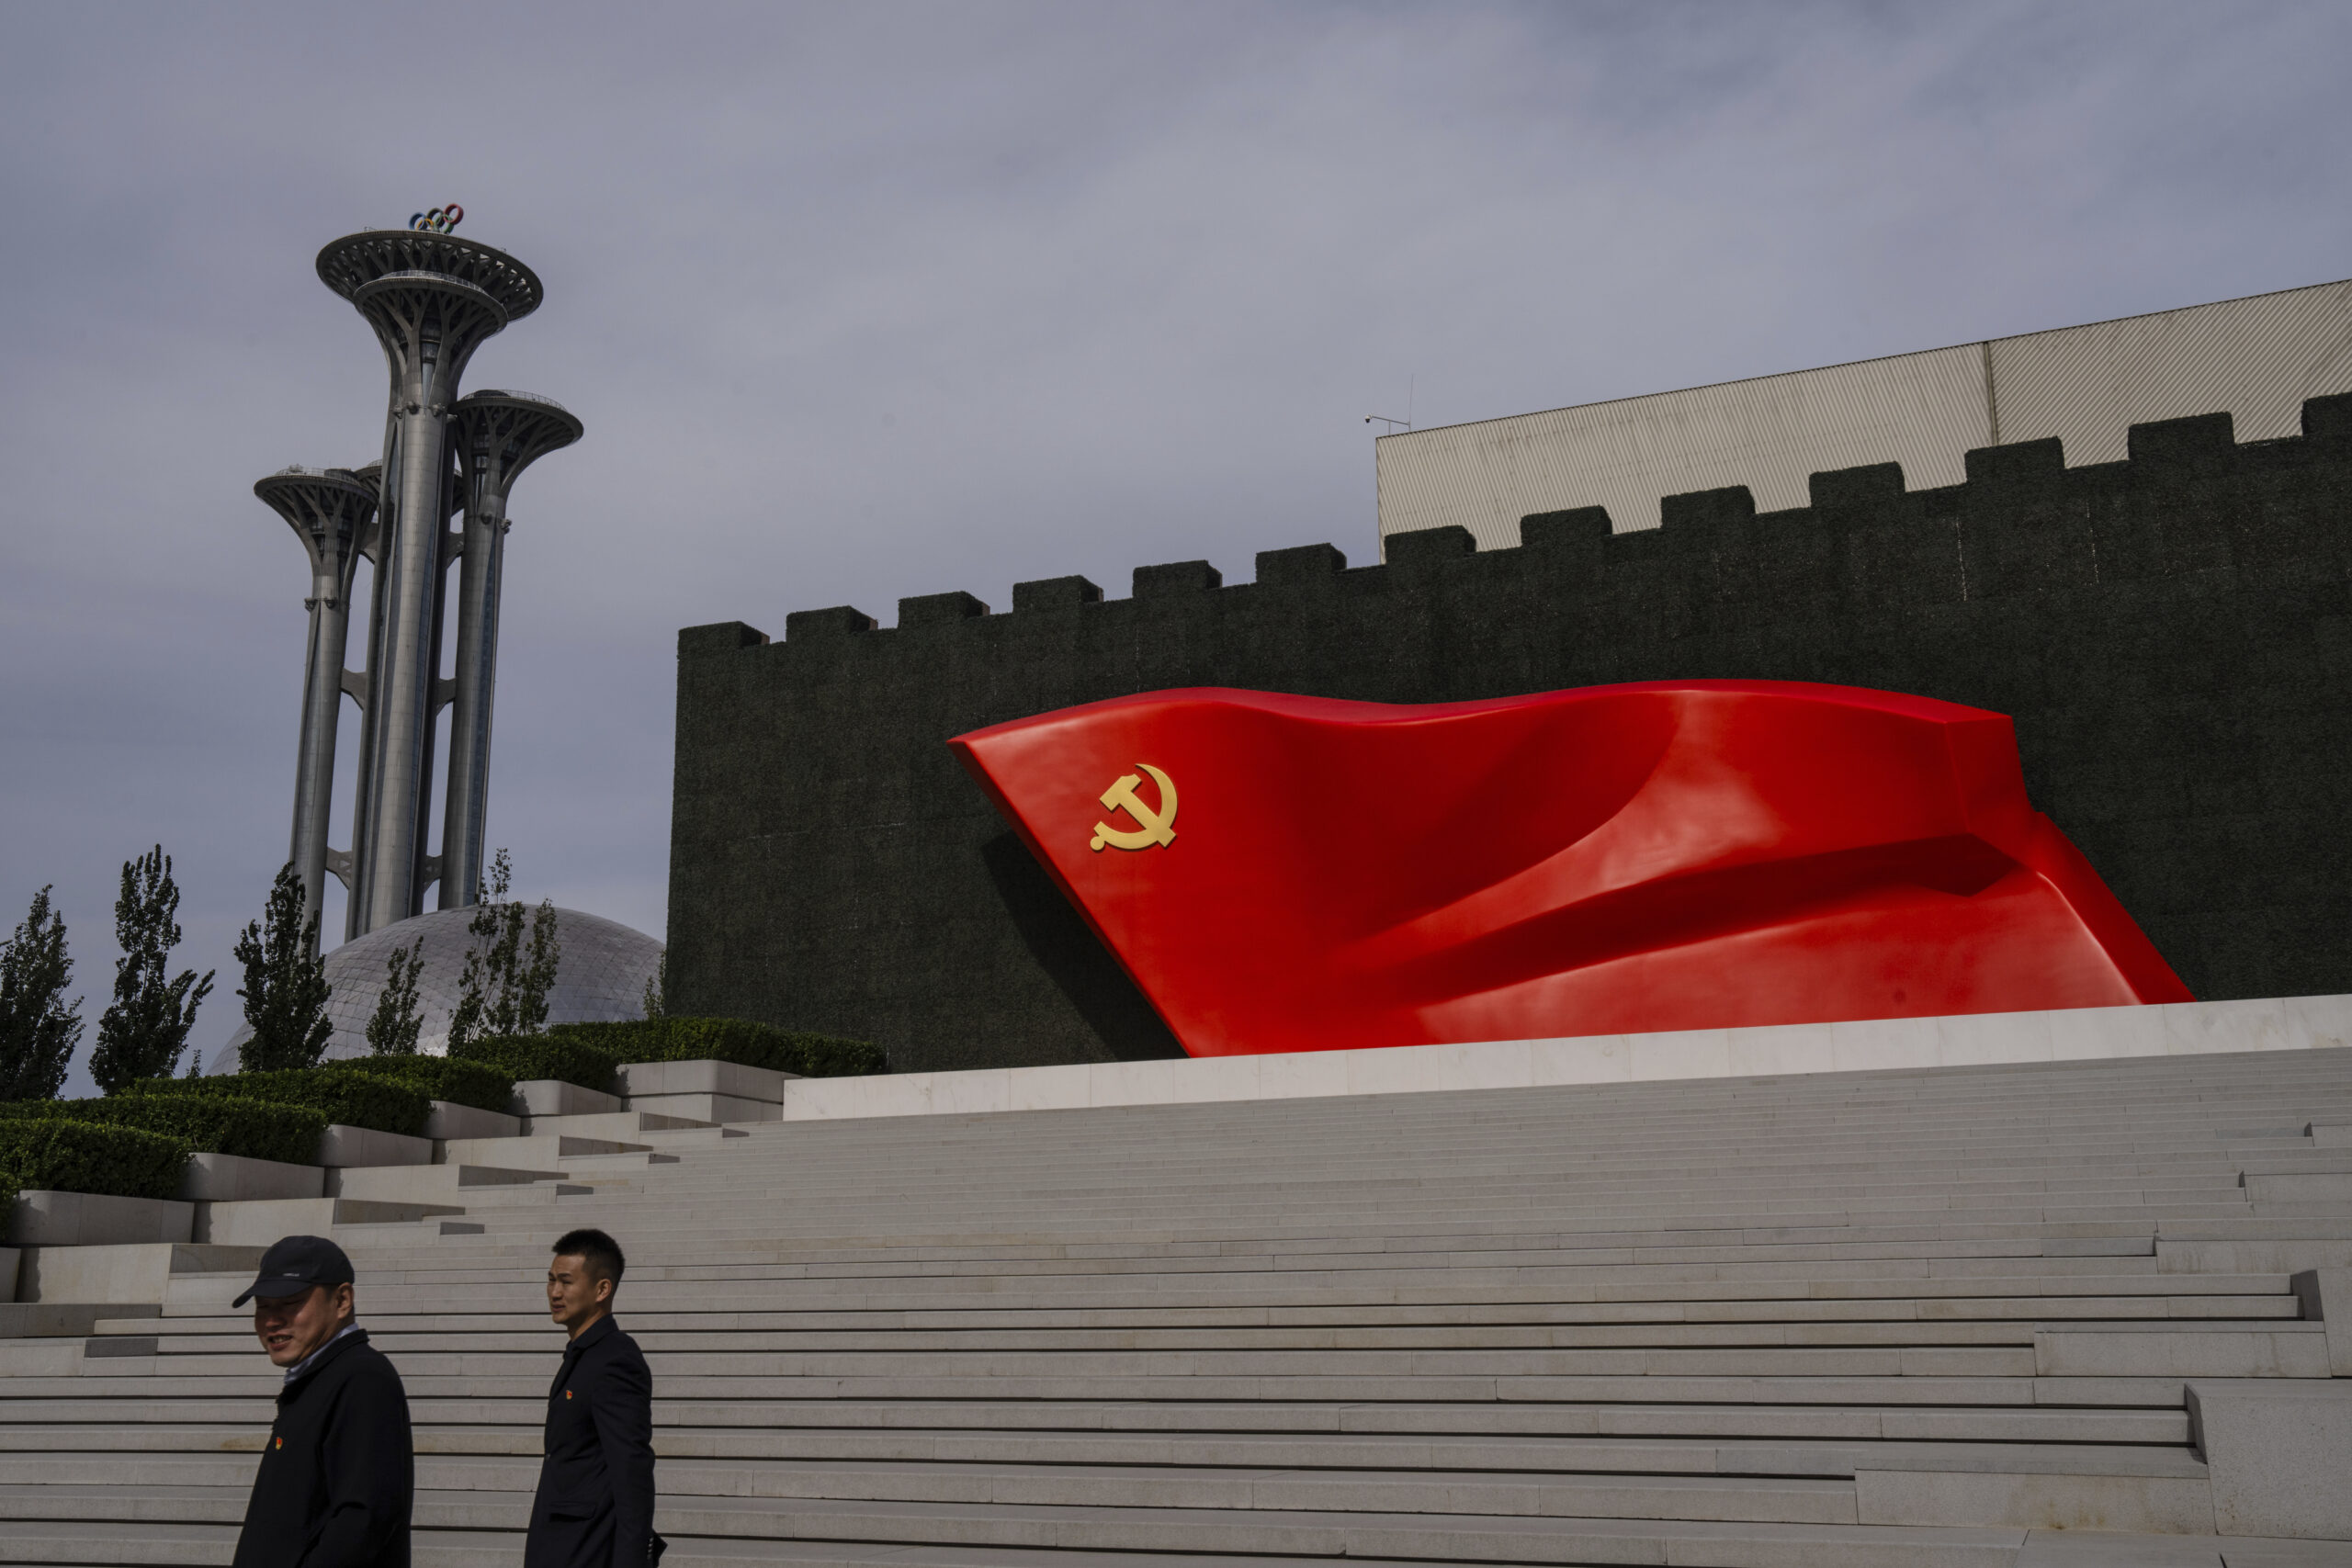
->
<box><xmin>252</xmin><ymin>1283</ymin><xmax>354</xmax><ymax>1368</ymax></box>
<box><xmin>547</xmin><ymin>1253</ymin><xmax>613</xmax><ymax>1333</ymax></box>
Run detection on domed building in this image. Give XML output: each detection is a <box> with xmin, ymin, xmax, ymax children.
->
<box><xmin>220</xmin><ymin>907</ymin><xmax>664</xmax><ymax>1066</ymax></box>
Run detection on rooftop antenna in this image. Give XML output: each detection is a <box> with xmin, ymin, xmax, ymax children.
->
<box><xmin>1364</xmin><ymin>374</ymin><xmax>1414</xmax><ymax>435</ymax></box>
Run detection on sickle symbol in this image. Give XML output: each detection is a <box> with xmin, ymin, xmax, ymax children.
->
<box><xmin>1091</xmin><ymin>763</ymin><xmax>1178</xmax><ymax>852</ymax></box>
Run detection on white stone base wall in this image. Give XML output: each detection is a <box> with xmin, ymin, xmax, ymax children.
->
<box><xmin>768</xmin><ymin>994</ymin><xmax>2352</xmax><ymax>1124</ymax></box>
<box><xmin>176</xmin><ymin>1153</ymin><xmax>324</xmax><ymax>1203</ymax></box>
<box><xmin>5</xmin><ymin>1191</ymin><xmax>193</xmax><ymax>1247</ymax></box>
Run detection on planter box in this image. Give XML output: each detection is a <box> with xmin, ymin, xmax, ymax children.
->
<box><xmin>178</xmin><ymin>1153</ymin><xmax>325</xmax><ymax>1203</ymax></box>
<box><xmin>6</xmin><ymin>1190</ymin><xmax>193</xmax><ymax>1247</ymax></box>
<box><xmin>313</xmin><ymin>1125</ymin><xmax>433</xmax><ymax>1168</ymax></box>
<box><xmin>615</xmin><ymin>1058</ymin><xmax>797</xmax><ymax>1103</ymax></box>
<box><xmin>422</xmin><ymin>1100</ymin><xmax>523</xmax><ymax>1142</ymax></box>
<box><xmin>15</xmin><ymin>1241</ymin><xmax>264</xmax><ymax>1305</ymax></box>
<box><xmin>510</xmin><ymin>1079</ymin><xmax>624</xmax><ymax>1118</ymax></box>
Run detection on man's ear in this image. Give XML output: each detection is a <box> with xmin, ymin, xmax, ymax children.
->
<box><xmin>594</xmin><ymin>1275</ymin><xmax>616</xmax><ymax>1306</ymax></box>
<box><xmin>333</xmin><ymin>1282</ymin><xmax>357</xmax><ymax>1323</ymax></box>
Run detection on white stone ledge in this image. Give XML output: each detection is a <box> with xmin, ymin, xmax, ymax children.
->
<box><xmin>421</xmin><ymin>1100</ymin><xmax>523</xmax><ymax>1142</ymax></box>
<box><xmin>616</xmin><ymin>1059</ymin><xmax>796</xmax><ymax>1102</ymax></box>
<box><xmin>13</xmin><ymin>1241</ymin><xmax>264</xmax><ymax>1305</ymax></box>
<box><xmin>775</xmin><ymin>995</ymin><xmax>2352</xmax><ymax>1126</ymax></box>
<box><xmin>511</xmin><ymin>1079</ymin><xmax>624</xmax><ymax>1118</ymax></box>
<box><xmin>177</xmin><ymin>1152</ymin><xmax>323</xmax><ymax>1203</ymax></box>
<box><xmin>313</xmin><ymin>1124</ymin><xmax>432</xmax><ymax>1169</ymax></box>
<box><xmin>5</xmin><ymin>1190</ymin><xmax>193</xmax><ymax>1247</ymax></box>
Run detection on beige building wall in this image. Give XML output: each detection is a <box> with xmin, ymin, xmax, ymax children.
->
<box><xmin>1374</xmin><ymin>279</ymin><xmax>2352</xmax><ymax>550</ymax></box>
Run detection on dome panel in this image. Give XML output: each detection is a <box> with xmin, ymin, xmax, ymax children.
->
<box><xmin>218</xmin><ymin>907</ymin><xmax>662</xmax><ymax>1069</ymax></box>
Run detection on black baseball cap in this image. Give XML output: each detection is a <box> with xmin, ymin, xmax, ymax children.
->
<box><xmin>233</xmin><ymin>1235</ymin><xmax>356</xmax><ymax>1307</ymax></box>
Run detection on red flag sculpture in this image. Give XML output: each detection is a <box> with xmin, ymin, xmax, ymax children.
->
<box><xmin>951</xmin><ymin>682</ymin><xmax>2191</xmax><ymax>1057</ymax></box>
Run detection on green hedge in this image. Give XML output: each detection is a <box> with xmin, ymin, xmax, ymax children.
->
<box><xmin>550</xmin><ymin>1018</ymin><xmax>888</xmax><ymax>1077</ymax></box>
<box><xmin>450</xmin><ymin>1035</ymin><xmax>616</xmax><ymax>1094</ymax></box>
<box><xmin>128</xmin><ymin>1069</ymin><xmax>430</xmax><ymax>1139</ymax></box>
<box><xmin>0</xmin><ymin>1096</ymin><xmax>325</xmax><ymax>1167</ymax></box>
<box><xmin>320</xmin><ymin>1055</ymin><xmax>517</xmax><ymax>1115</ymax></box>
<box><xmin>0</xmin><ymin>1118</ymin><xmax>188</xmax><ymax>1201</ymax></box>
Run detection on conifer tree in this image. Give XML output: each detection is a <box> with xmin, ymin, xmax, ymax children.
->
<box><xmin>0</xmin><ymin>886</ymin><xmax>82</xmax><ymax>1101</ymax></box>
<box><xmin>641</xmin><ymin>951</ymin><xmax>666</xmax><ymax>1021</ymax></box>
<box><xmin>234</xmin><ymin>863</ymin><xmax>334</xmax><ymax>1073</ymax></box>
<box><xmin>366</xmin><ymin>940</ymin><xmax>426</xmax><ymax>1055</ymax></box>
<box><xmin>447</xmin><ymin>850</ymin><xmax>561</xmax><ymax>1050</ymax></box>
<box><xmin>89</xmin><ymin>847</ymin><xmax>215</xmax><ymax>1094</ymax></box>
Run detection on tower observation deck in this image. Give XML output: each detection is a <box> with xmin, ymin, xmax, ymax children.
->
<box><xmin>260</xmin><ymin>213</ymin><xmax>581</xmax><ymax>944</ymax></box>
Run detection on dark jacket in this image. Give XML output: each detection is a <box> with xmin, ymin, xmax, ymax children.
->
<box><xmin>526</xmin><ymin>1314</ymin><xmax>662</xmax><ymax>1568</ymax></box>
<box><xmin>232</xmin><ymin>1327</ymin><xmax>413</xmax><ymax>1568</ymax></box>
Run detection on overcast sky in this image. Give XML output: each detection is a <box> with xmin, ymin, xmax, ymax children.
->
<box><xmin>4</xmin><ymin>1</ymin><xmax>2348</xmax><ymax>1093</ymax></box>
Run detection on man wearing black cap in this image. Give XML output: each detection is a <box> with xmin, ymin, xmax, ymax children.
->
<box><xmin>232</xmin><ymin>1235</ymin><xmax>413</xmax><ymax>1568</ymax></box>
<box><xmin>527</xmin><ymin>1227</ymin><xmax>662</xmax><ymax>1567</ymax></box>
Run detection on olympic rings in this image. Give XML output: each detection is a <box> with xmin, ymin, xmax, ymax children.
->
<box><xmin>407</xmin><ymin>204</ymin><xmax>465</xmax><ymax>234</ymax></box>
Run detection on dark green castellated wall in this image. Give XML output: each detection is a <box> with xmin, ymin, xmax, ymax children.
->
<box><xmin>669</xmin><ymin>399</ymin><xmax>2352</xmax><ymax>1074</ymax></box>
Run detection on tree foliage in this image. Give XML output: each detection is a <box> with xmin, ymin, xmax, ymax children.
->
<box><xmin>90</xmin><ymin>848</ymin><xmax>214</xmax><ymax>1095</ymax></box>
<box><xmin>641</xmin><ymin>951</ymin><xmax>666</xmax><ymax>1021</ymax></box>
<box><xmin>234</xmin><ymin>863</ymin><xmax>334</xmax><ymax>1073</ymax></box>
<box><xmin>447</xmin><ymin>850</ymin><xmax>560</xmax><ymax>1053</ymax></box>
<box><xmin>366</xmin><ymin>939</ymin><xmax>426</xmax><ymax>1056</ymax></box>
<box><xmin>0</xmin><ymin>886</ymin><xmax>82</xmax><ymax>1101</ymax></box>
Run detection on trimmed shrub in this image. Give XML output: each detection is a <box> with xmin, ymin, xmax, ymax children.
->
<box><xmin>549</xmin><ymin>1017</ymin><xmax>887</xmax><ymax>1077</ymax></box>
<box><xmin>0</xmin><ymin>1117</ymin><xmax>187</xmax><ymax>1201</ymax></box>
<box><xmin>128</xmin><ymin>1069</ymin><xmax>430</xmax><ymax>1139</ymax></box>
<box><xmin>450</xmin><ymin>1035</ymin><xmax>616</xmax><ymax>1094</ymax></box>
<box><xmin>0</xmin><ymin>1095</ymin><xmax>324</xmax><ymax>1167</ymax></box>
<box><xmin>321</xmin><ymin>1055</ymin><xmax>516</xmax><ymax>1116</ymax></box>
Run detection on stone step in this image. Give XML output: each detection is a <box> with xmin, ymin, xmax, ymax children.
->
<box><xmin>435</xmin><ymin>1134</ymin><xmax>650</xmax><ymax>1167</ymax></box>
<box><xmin>0</xmin><ymin>1510</ymin><xmax>2031</xmax><ymax>1568</ymax></box>
<box><xmin>0</xmin><ymin>1371</ymin><xmax>2150</xmax><ymax>1405</ymax></box>
<box><xmin>191</xmin><ymin>1198</ymin><xmax>464</xmax><ymax>1247</ymax></box>
<box><xmin>2032</xmin><ymin>1323</ymin><xmax>2333</xmax><ymax>1379</ymax></box>
<box><xmin>521</xmin><ymin>1110</ymin><xmax>722</xmax><ymax>1139</ymax></box>
<box><xmin>107</xmin><ymin>1291</ymin><xmax>2301</xmax><ymax>1335</ymax></box>
<box><xmin>1</xmin><ymin>1045</ymin><xmax>2345</xmax><ymax>1565</ymax></box>
<box><xmin>34</xmin><ymin>1343</ymin><xmax>2055</xmax><ymax>1378</ymax></box>
<box><xmin>0</xmin><ymin>1454</ymin><xmax>1870</xmax><ymax>1525</ymax></box>
<box><xmin>557</xmin><ymin>1152</ymin><xmax>683</xmax><ymax>1175</ymax></box>
<box><xmin>0</xmin><ymin>1399</ymin><xmax>2196</xmax><ymax>1446</ymax></box>
<box><xmin>401</xmin><ymin>1529</ymin><xmax>2033</xmax><ymax>1568</ymax></box>
<box><xmin>85</xmin><ymin>1320</ymin><xmax>2063</xmax><ymax>1353</ymax></box>
<box><xmin>492</xmin><ymin>1491</ymin><xmax>2031</xmax><ymax>1566</ymax></box>
<box><xmin>0</xmin><ymin>1425</ymin><xmax>2199</xmax><ymax>1480</ymax></box>
<box><xmin>324</xmin><ymin>1164</ymin><xmax>570</xmax><ymax>1203</ymax></box>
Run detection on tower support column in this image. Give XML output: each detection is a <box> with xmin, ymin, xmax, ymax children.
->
<box><xmin>440</xmin><ymin>390</ymin><xmax>582</xmax><ymax>908</ymax></box>
<box><xmin>255</xmin><ymin>467</ymin><xmax>376</xmax><ymax>948</ymax></box>
<box><xmin>353</xmin><ymin>400</ymin><xmax>453</xmax><ymax>931</ymax></box>
<box><xmin>316</xmin><ymin>228</ymin><xmax>541</xmax><ymax>937</ymax></box>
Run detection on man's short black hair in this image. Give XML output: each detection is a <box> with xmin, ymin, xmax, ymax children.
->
<box><xmin>552</xmin><ymin>1228</ymin><xmax>626</xmax><ymax>1288</ymax></box>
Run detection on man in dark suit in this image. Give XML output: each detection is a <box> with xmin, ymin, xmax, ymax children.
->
<box><xmin>232</xmin><ymin>1234</ymin><xmax>413</xmax><ymax>1568</ymax></box>
<box><xmin>526</xmin><ymin>1228</ymin><xmax>662</xmax><ymax>1567</ymax></box>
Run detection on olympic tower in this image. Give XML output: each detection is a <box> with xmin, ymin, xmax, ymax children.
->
<box><xmin>267</xmin><ymin>209</ymin><xmax>581</xmax><ymax>942</ymax></box>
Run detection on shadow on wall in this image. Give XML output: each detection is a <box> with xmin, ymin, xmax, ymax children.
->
<box><xmin>980</xmin><ymin>832</ymin><xmax>1186</xmax><ymax>1062</ymax></box>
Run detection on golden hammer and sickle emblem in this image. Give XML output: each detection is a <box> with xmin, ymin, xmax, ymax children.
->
<box><xmin>1090</xmin><ymin>763</ymin><xmax>1179</xmax><ymax>852</ymax></box>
